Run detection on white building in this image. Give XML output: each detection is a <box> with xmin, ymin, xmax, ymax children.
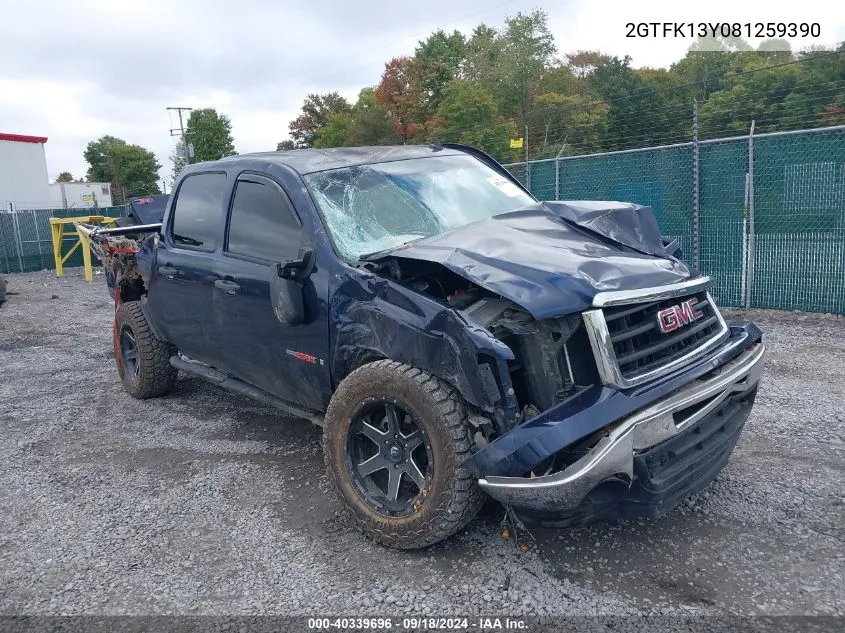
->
<box><xmin>0</xmin><ymin>133</ymin><xmax>52</xmax><ymax>210</ymax></box>
<box><xmin>50</xmin><ymin>181</ymin><xmax>113</xmax><ymax>209</ymax></box>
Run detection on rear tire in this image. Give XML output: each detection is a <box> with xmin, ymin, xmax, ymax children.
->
<box><xmin>114</xmin><ymin>301</ymin><xmax>177</xmax><ymax>399</ymax></box>
<box><xmin>323</xmin><ymin>360</ymin><xmax>484</xmax><ymax>549</ymax></box>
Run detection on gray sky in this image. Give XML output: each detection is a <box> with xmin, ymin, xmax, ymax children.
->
<box><xmin>1</xmin><ymin>0</ymin><xmax>841</xmax><ymax>187</ymax></box>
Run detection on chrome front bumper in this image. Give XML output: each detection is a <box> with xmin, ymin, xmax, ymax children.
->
<box><xmin>478</xmin><ymin>341</ymin><xmax>766</xmax><ymax>512</ymax></box>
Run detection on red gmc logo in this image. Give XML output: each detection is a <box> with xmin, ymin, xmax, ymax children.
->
<box><xmin>656</xmin><ymin>298</ymin><xmax>704</xmax><ymax>334</ymax></box>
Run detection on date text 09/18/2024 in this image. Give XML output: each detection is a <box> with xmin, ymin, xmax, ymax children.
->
<box><xmin>307</xmin><ymin>617</ymin><xmax>527</xmax><ymax>630</ymax></box>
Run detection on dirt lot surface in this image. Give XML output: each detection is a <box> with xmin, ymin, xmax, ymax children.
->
<box><xmin>0</xmin><ymin>269</ymin><xmax>843</xmax><ymax>616</ymax></box>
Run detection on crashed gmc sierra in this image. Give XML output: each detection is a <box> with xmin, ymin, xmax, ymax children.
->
<box><xmin>79</xmin><ymin>144</ymin><xmax>766</xmax><ymax>549</ymax></box>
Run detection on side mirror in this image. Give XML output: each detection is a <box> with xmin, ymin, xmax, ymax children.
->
<box><xmin>278</xmin><ymin>247</ymin><xmax>315</xmax><ymax>281</ymax></box>
<box><xmin>270</xmin><ymin>276</ymin><xmax>305</xmax><ymax>326</ymax></box>
<box><xmin>270</xmin><ymin>247</ymin><xmax>314</xmax><ymax>326</ymax></box>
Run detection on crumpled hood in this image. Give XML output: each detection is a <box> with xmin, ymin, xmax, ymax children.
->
<box><xmin>372</xmin><ymin>202</ymin><xmax>691</xmax><ymax>319</ymax></box>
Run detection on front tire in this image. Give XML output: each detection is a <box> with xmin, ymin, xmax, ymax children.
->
<box><xmin>323</xmin><ymin>360</ymin><xmax>484</xmax><ymax>549</ymax></box>
<box><xmin>114</xmin><ymin>301</ymin><xmax>177</xmax><ymax>399</ymax></box>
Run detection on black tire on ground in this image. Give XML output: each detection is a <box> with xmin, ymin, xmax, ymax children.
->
<box><xmin>323</xmin><ymin>360</ymin><xmax>485</xmax><ymax>549</ymax></box>
<box><xmin>114</xmin><ymin>301</ymin><xmax>177</xmax><ymax>399</ymax></box>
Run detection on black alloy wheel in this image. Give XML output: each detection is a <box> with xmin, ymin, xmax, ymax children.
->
<box><xmin>119</xmin><ymin>325</ymin><xmax>140</xmax><ymax>378</ymax></box>
<box><xmin>346</xmin><ymin>396</ymin><xmax>433</xmax><ymax>516</ymax></box>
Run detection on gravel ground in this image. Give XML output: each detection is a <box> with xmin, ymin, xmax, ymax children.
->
<box><xmin>0</xmin><ymin>269</ymin><xmax>843</xmax><ymax>617</ymax></box>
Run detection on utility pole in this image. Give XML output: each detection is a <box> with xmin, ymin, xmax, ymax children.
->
<box><xmin>167</xmin><ymin>106</ymin><xmax>193</xmax><ymax>165</ymax></box>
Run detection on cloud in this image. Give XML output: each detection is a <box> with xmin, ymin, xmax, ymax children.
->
<box><xmin>1</xmin><ymin>0</ymin><xmax>841</xmax><ymax>185</ymax></box>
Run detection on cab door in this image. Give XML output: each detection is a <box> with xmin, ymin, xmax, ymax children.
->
<box><xmin>147</xmin><ymin>171</ymin><xmax>227</xmax><ymax>362</ymax></box>
<box><xmin>208</xmin><ymin>173</ymin><xmax>330</xmax><ymax>410</ymax></box>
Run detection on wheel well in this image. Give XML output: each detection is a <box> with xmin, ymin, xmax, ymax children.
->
<box><xmin>118</xmin><ymin>277</ymin><xmax>146</xmax><ymax>303</ymax></box>
<box><xmin>339</xmin><ymin>350</ymin><xmax>387</xmax><ymax>383</ymax></box>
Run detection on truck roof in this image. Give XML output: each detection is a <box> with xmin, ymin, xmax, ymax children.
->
<box><xmin>219</xmin><ymin>145</ymin><xmax>465</xmax><ymax>175</ymax></box>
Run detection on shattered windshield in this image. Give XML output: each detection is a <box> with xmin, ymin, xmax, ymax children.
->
<box><xmin>302</xmin><ymin>154</ymin><xmax>536</xmax><ymax>260</ymax></box>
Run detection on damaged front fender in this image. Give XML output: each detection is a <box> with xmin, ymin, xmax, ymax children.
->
<box><xmin>330</xmin><ymin>271</ymin><xmax>520</xmax><ymax>428</ymax></box>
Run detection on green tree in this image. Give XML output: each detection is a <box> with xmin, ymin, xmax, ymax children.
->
<box><xmin>83</xmin><ymin>135</ymin><xmax>127</xmax><ymax>182</ymax></box>
<box><xmin>426</xmin><ymin>80</ymin><xmax>519</xmax><ymax>162</ymax></box>
<box><xmin>408</xmin><ymin>30</ymin><xmax>466</xmax><ymax>115</ymax></box>
<box><xmin>313</xmin><ymin>112</ymin><xmax>354</xmax><ymax>148</ymax></box>
<box><xmin>185</xmin><ymin>108</ymin><xmax>237</xmax><ymax>162</ymax></box>
<box><xmin>170</xmin><ymin>139</ymin><xmax>188</xmax><ymax>184</ymax></box>
<box><xmin>84</xmin><ymin>135</ymin><xmax>161</xmax><ymax>202</ymax></box>
<box><xmin>528</xmin><ymin>93</ymin><xmax>608</xmax><ymax>157</ymax></box>
<box><xmin>107</xmin><ymin>144</ymin><xmax>162</xmax><ymax>201</ymax></box>
<box><xmin>586</xmin><ymin>56</ymin><xmax>687</xmax><ymax>149</ymax></box>
<box><xmin>288</xmin><ymin>92</ymin><xmax>352</xmax><ymax>148</ymax></box>
<box><xmin>314</xmin><ymin>88</ymin><xmax>400</xmax><ymax>148</ymax></box>
<box><xmin>55</xmin><ymin>171</ymin><xmax>74</xmax><ymax>183</ymax></box>
<box><xmin>276</xmin><ymin>140</ymin><xmax>295</xmax><ymax>151</ymax></box>
<box><xmin>465</xmin><ymin>11</ymin><xmax>556</xmax><ymax>120</ymax></box>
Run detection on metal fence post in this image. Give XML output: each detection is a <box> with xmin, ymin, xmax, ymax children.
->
<box><xmin>745</xmin><ymin>120</ymin><xmax>756</xmax><ymax>309</ymax></box>
<box><xmin>554</xmin><ymin>158</ymin><xmax>560</xmax><ymax>200</ymax></box>
<box><xmin>524</xmin><ymin>124</ymin><xmax>531</xmax><ymax>193</ymax></box>
<box><xmin>10</xmin><ymin>204</ymin><xmax>25</xmax><ymax>273</ymax></box>
<box><xmin>692</xmin><ymin>99</ymin><xmax>700</xmax><ymax>270</ymax></box>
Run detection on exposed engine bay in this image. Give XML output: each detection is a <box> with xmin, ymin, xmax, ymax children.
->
<box><xmin>368</xmin><ymin>257</ymin><xmax>598</xmax><ymax>417</ymax></box>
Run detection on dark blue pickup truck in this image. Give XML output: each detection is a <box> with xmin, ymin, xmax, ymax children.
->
<box><xmin>81</xmin><ymin>144</ymin><xmax>765</xmax><ymax>549</ymax></box>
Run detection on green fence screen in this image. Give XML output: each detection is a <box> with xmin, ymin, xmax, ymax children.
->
<box><xmin>505</xmin><ymin>125</ymin><xmax>845</xmax><ymax>314</ymax></box>
<box><xmin>2</xmin><ymin>127</ymin><xmax>844</xmax><ymax>315</ymax></box>
<box><xmin>0</xmin><ymin>206</ymin><xmax>128</xmax><ymax>274</ymax></box>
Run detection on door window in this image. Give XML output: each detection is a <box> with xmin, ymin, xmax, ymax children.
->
<box><xmin>170</xmin><ymin>172</ymin><xmax>227</xmax><ymax>251</ymax></box>
<box><xmin>226</xmin><ymin>178</ymin><xmax>302</xmax><ymax>262</ymax></box>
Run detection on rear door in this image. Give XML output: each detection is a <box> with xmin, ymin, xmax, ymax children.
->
<box><xmin>209</xmin><ymin>172</ymin><xmax>330</xmax><ymax>410</ymax></box>
<box><xmin>146</xmin><ymin>172</ymin><xmax>227</xmax><ymax>362</ymax></box>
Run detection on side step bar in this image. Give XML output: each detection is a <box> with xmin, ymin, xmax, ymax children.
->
<box><xmin>169</xmin><ymin>355</ymin><xmax>324</xmax><ymax>426</ymax></box>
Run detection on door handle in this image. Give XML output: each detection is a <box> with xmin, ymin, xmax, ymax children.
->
<box><xmin>214</xmin><ymin>279</ymin><xmax>241</xmax><ymax>295</ymax></box>
<box><xmin>158</xmin><ymin>266</ymin><xmax>179</xmax><ymax>279</ymax></box>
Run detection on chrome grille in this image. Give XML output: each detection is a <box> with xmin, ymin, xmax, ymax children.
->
<box><xmin>583</xmin><ymin>278</ymin><xmax>729</xmax><ymax>389</ymax></box>
<box><xmin>605</xmin><ymin>291</ymin><xmax>722</xmax><ymax>378</ymax></box>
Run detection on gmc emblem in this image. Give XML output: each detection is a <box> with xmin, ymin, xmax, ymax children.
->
<box><xmin>657</xmin><ymin>298</ymin><xmax>704</xmax><ymax>334</ymax></box>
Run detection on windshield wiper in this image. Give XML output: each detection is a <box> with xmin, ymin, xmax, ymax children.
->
<box><xmin>358</xmin><ymin>237</ymin><xmax>426</xmax><ymax>261</ymax></box>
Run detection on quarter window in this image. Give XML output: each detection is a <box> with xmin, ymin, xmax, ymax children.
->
<box><xmin>170</xmin><ymin>172</ymin><xmax>227</xmax><ymax>250</ymax></box>
<box><xmin>226</xmin><ymin>178</ymin><xmax>301</xmax><ymax>262</ymax></box>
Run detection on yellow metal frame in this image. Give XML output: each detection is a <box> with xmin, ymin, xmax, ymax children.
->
<box><xmin>49</xmin><ymin>215</ymin><xmax>117</xmax><ymax>281</ymax></box>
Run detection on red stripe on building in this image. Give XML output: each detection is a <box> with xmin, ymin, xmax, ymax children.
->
<box><xmin>0</xmin><ymin>133</ymin><xmax>48</xmax><ymax>144</ymax></box>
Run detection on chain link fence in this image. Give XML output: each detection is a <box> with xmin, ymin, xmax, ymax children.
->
<box><xmin>2</xmin><ymin>127</ymin><xmax>843</xmax><ymax>314</ymax></box>
<box><xmin>504</xmin><ymin>124</ymin><xmax>845</xmax><ymax>315</ymax></box>
<box><xmin>0</xmin><ymin>205</ymin><xmax>128</xmax><ymax>274</ymax></box>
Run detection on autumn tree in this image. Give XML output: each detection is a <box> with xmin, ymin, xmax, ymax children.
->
<box><xmin>375</xmin><ymin>57</ymin><xmax>418</xmax><ymax>141</ymax></box>
<box><xmin>288</xmin><ymin>92</ymin><xmax>352</xmax><ymax>148</ymax></box>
